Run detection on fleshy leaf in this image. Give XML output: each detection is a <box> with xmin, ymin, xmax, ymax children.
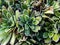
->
<box><xmin>52</xmin><ymin>34</ymin><xmax>59</xmax><ymax>42</ymax></box>
<box><xmin>48</xmin><ymin>32</ymin><xmax>54</xmax><ymax>38</ymax></box>
<box><xmin>25</xmin><ymin>24</ymin><xmax>30</xmax><ymax>36</ymax></box>
<box><xmin>43</xmin><ymin>32</ymin><xmax>48</xmax><ymax>38</ymax></box>
<box><xmin>32</xmin><ymin>26</ymin><xmax>41</xmax><ymax>32</ymax></box>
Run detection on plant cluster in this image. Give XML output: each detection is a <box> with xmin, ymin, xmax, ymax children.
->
<box><xmin>0</xmin><ymin>0</ymin><xmax>60</xmax><ymax>45</ymax></box>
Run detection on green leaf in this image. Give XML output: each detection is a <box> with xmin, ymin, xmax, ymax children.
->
<box><xmin>52</xmin><ymin>34</ymin><xmax>59</xmax><ymax>42</ymax></box>
<box><xmin>21</xmin><ymin>3</ymin><xmax>28</xmax><ymax>9</ymax></box>
<box><xmin>15</xmin><ymin>10</ymin><xmax>20</xmax><ymax>20</ymax></box>
<box><xmin>36</xmin><ymin>16</ymin><xmax>42</xmax><ymax>22</ymax></box>
<box><xmin>33</xmin><ymin>16</ymin><xmax>42</xmax><ymax>25</ymax></box>
<box><xmin>23</xmin><ymin>9</ymin><xmax>29</xmax><ymax>15</ymax></box>
<box><xmin>24</xmin><ymin>15</ymin><xmax>29</xmax><ymax>22</ymax></box>
<box><xmin>10</xmin><ymin>33</ymin><xmax>16</xmax><ymax>45</ymax></box>
<box><xmin>55</xmin><ymin>10</ymin><xmax>60</xmax><ymax>17</ymax></box>
<box><xmin>48</xmin><ymin>32</ymin><xmax>54</xmax><ymax>38</ymax></box>
<box><xmin>0</xmin><ymin>0</ymin><xmax>2</xmax><ymax>5</ymax></box>
<box><xmin>30</xmin><ymin>39</ymin><xmax>37</xmax><ymax>44</ymax></box>
<box><xmin>53</xmin><ymin>28</ymin><xmax>58</xmax><ymax>34</ymax></box>
<box><xmin>43</xmin><ymin>32</ymin><xmax>48</xmax><ymax>38</ymax></box>
<box><xmin>1</xmin><ymin>34</ymin><xmax>11</xmax><ymax>45</ymax></box>
<box><xmin>25</xmin><ymin>24</ymin><xmax>30</xmax><ymax>36</ymax></box>
<box><xmin>33</xmin><ymin>20</ymin><xmax>39</xmax><ymax>25</ymax></box>
<box><xmin>52</xmin><ymin>16</ymin><xmax>59</xmax><ymax>21</ymax></box>
<box><xmin>17</xmin><ymin>27</ymin><xmax>24</xmax><ymax>33</ymax></box>
<box><xmin>47</xmin><ymin>0</ymin><xmax>54</xmax><ymax>5</ymax></box>
<box><xmin>53</xmin><ymin>1</ymin><xmax>60</xmax><ymax>9</ymax></box>
<box><xmin>44</xmin><ymin>38</ymin><xmax>51</xmax><ymax>43</ymax></box>
<box><xmin>20</xmin><ymin>15</ymin><xmax>29</xmax><ymax>23</ymax></box>
<box><xmin>0</xmin><ymin>32</ymin><xmax>9</xmax><ymax>42</ymax></box>
<box><xmin>15</xmin><ymin>10</ymin><xmax>20</xmax><ymax>27</ymax></box>
<box><xmin>26</xmin><ymin>0</ymin><xmax>31</xmax><ymax>5</ymax></box>
<box><xmin>9</xmin><ymin>17</ymin><xmax>15</xmax><ymax>27</ymax></box>
<box><xmin>25</xmin><ymin>29</ymin><xmax>30</xmax><ymax>36</ymax></box>
<box><xmin>30</xmin><ymin>26</ymin><xmax>35</xmax><ymax>30</ymax></box>
<box><xmin>25</xmin><ymin>24</ymin><xmax>29</xmax><ymax>30</ymax></box>
<box><xmin>0</xmin><ymin>28</ymin><xmax>5</xmax><ymax>34</ymax></box>
<box><xmin>32</xmin><ymin>26</ymin><xmax>41</xmax><ymax>32</ymax></box>
<box><xmin>31</xmin><ymin>17</ymin><xmax>35</xmax><ymax>22</ymax></box>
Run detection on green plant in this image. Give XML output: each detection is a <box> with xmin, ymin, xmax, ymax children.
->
<box><xmin>0</xmin><ymin>0</ymin><xmax>60</xmax><ymax>45</ymax></box>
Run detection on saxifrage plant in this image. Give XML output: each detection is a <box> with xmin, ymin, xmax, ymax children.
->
<box><xmin>0</xmin><ymin>0</ymin><xmax>60</xmax><ymax>45</ymax></box>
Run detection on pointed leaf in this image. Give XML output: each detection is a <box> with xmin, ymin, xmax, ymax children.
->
<box><xmin>10</xmin><ymin>33</ymin><xmax>16</xmax><ymax>45</ymax></box>
<box><xmin>1</xmin><ymin>34</ymin><xmax>11</xmax><ymax>45</ymax></box>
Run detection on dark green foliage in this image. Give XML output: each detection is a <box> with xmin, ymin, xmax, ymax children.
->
<box><xmin>0</xmin><ymin>0</ymin><xmax>60</xmax><ymax>45</ymax></box>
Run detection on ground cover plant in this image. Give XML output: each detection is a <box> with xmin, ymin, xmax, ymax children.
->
<box><xmin>0</xmin><ymin>0</ymin><xmax>60</xmax><ymax>45</ymax></box>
